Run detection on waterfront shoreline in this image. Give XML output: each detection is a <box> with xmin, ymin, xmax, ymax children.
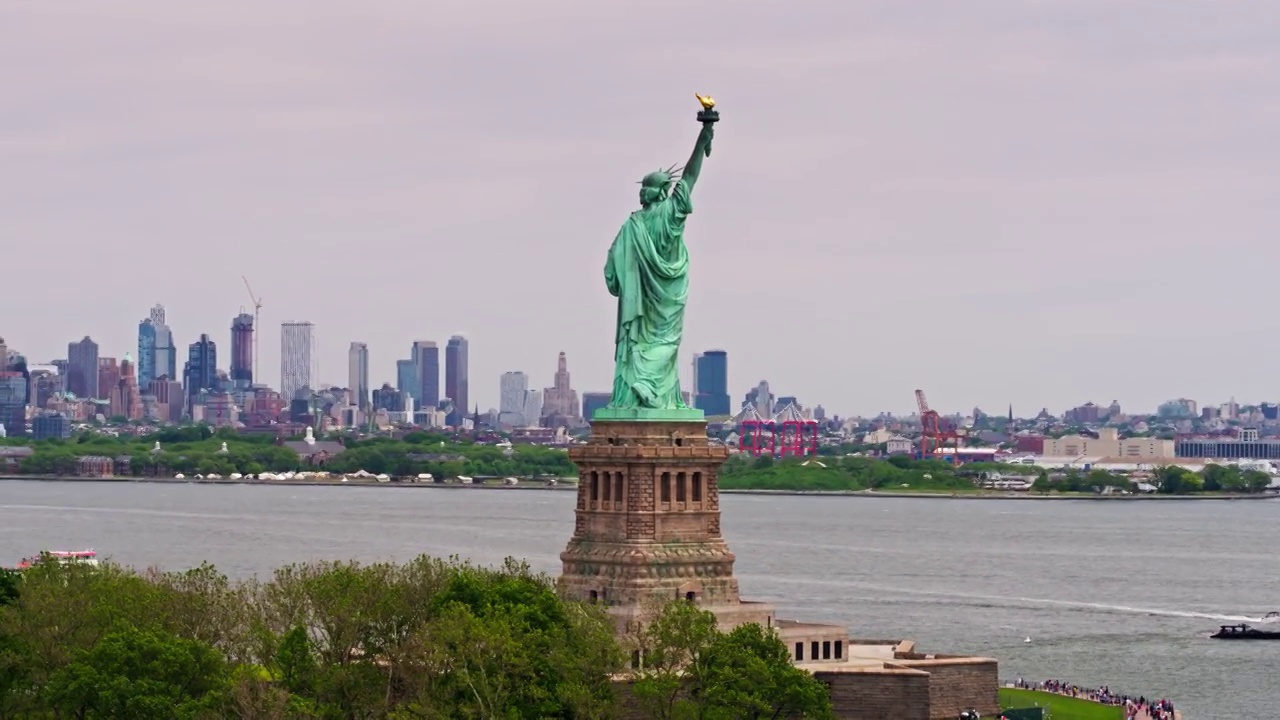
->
<box><xmin>0</xmin><ymin>475</ymin><xmax>577</xmax><ymax>490</ymax></box>
<box><xmin>726</xmin><ymin>488</ymin><xmax>1278</xmax><ymax>501</ymax></box>
<box><xmin>1</xmin><ymin>475</ymin><xmax>1275</xmax><ymax>501</ymax></box>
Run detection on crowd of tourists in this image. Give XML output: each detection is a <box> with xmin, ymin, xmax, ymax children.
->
<box><xmin>1011</xmin><ymin>678</ymin><xmax>1177</xmax><ymax>720</ymax></box>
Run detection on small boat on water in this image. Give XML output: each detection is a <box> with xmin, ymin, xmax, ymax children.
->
<box><xmin>1211</xmin><ymin>623</ymin><xmax>1280</xmax><ymax>640</ymax></box>
<box><xmin>14</xmin><ymin>550</ymin><xmax>98</xmax><ymax>570</ymax></box>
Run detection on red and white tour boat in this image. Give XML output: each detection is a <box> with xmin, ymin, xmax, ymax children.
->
<box><xmin>14</xmin><ymin>550</ymin><xmax>99</xmax><ymax>570</ymax></box>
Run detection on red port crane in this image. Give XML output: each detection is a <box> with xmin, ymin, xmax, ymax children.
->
<box><xmin>915</xmin><ymin>389</ymin><xmax>961</xmax><ymax>461</ymax></box>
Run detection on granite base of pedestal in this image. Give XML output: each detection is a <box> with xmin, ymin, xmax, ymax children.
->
<box><xmin>559</xmin><ymin>417</ymin><xmax>755</xmax><ymax>626</ymax></box>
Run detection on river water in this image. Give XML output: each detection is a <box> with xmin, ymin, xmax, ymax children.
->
<box><xmin>0</xmin><ymin>481</ymin><xmax>1274</xmax><ymax>718</ymax></box>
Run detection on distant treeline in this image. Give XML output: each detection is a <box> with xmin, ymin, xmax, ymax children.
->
<box><xmin>4</xmin><ymin>426</ymin><xmax>576</xmax><ymax>480</ymax></box>
<box><xmin>720</xmin><ymin>455</ymin><xmax>1273</xmax><ymax>495</ymax></box>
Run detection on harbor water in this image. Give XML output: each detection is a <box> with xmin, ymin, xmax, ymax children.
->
<box><xmin>1</xmin><ymin>480</ymin><xmax>1275</xmax><ymax>718</ymax></box>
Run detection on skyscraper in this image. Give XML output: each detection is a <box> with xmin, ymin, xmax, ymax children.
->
<box><xmin>694</xmin><ymin>350</ymin><xmax>730</xmax><ymax>416</ymax></box>
<box><xmin>111</xmin><ymin>354</ymin><xmax>143</xmax><ymax>421</ymax></box>
<box><xmin>348</xmin><ymin>342</ymin><xmax>369</xmax><ymax>411</ymax></box>
<box><xmin>499</xmin><ymin>372</ymin><xmax>528</xmax><ymax>415</ymax></box>
<box><xmin>151</xmin><ymin>304</ymin><xmax>176</xmax><ymax>381</ymax></box>
<box><xmin>498</xmin><ymin>371</ymin><xmax>541</xmax><ymax>427</ymax></box>
<box><xmin>184</xmin><ymin>334</ymin><xmax>217</xmax><ymax>412</ymax></box>
<box><xmin>691</xmin><ymin>352</ymin><xmax>700</xmax><ymax>402</ymax></box>
<box><xmin>137</xmin><ymin>319</ymin><xmax>157</xmax><ymax>389</ymax></box>
<box><xmin>97</xmin><ymin>358</ymin><xmax>120</xmax><ymax>403</ymax></box>
<box><xmin>581</xmin><ymin>391</ymin><xmax>611</xmax><ymax>421</ymax></box>
<box><xmin>445</xmin><ymin>335</ymin><xmax>469</xmax><ymax>426</ymax></box>
<box><xmin>396</xmin><ymin>358</ymin><xmax>420</xmax><ymax>402</ymax></box>
<box><xmin>230</xmin><ymin>313</ymin><xmax>254</xmax><ymax>389</ymax></box>
<box><xmin>541</xmin><ymin>351</ymin><xmax>579</xmax><ymax>421</ymax></box>
<box><xmin>280</xmin><ymin>322</ymin><xmax>316</xmax><ymax>400</ymax></box>
<box><xmin>411</xmin><ymin>341</ymin><xmax>439</xmax><ymax>408</ymax></box>
<box><xmin>0</xmin><ymin>371</ymin><xmax>26</xmax><ymax>436</ymax></box>
<box><xmin>67</xmin><ymin>336</ymin><xmax>99</xmax><ymax>399</ymax></box>
<box><xmin>29</xmin><ymin>368</ymin><xmax>60</xmax><ymax>410</ymax></box>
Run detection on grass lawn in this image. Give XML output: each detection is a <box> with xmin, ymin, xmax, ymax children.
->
<box><xmin>999</xmin><ymin>688</ymin><xmax>1124</xmax><ymax>720</ymax></box>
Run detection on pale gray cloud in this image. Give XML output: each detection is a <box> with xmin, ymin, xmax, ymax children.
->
<box><xmin>3</xmin><ymin>0</ymin><xmax>1278</xmax><ymax>415</ymax></box>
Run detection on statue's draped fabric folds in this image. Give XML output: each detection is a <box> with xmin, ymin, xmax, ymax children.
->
<box><xmin>605</xmin><ymin>178</ymin><xmax>694</xmax><ymax>410</ymax></box>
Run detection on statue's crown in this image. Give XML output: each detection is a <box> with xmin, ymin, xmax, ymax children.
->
<box><xmin>638</xmin><ymin>164</ymin><xmax>681</xmax><ymax>188</ymax></box>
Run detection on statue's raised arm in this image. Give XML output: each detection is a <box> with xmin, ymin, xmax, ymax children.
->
<box><xmin>683</xmin><ymin>95</ymin><xmax>719</xmax><ymax>193</ymax></box>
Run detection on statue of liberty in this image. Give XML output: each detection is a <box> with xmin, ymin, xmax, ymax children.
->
<box><xmin>602</xmin><ymin>97</ymin><xmax>719</xmax><ymax>416</ymax></box>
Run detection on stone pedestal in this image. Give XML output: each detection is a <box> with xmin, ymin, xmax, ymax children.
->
<box><xmin>559</xmin><ymin>418</ymin><xmax>774</xmax><ymax>632</ymax></box>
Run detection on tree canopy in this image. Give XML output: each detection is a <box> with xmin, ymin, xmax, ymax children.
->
<box><xmin>0</xmin><ymin>556</ymin><xmax>833</xmax><ymax>719</ymax></box>
<box><xmin>629</xmin><ymin>600</ymin><xmax>834</xmax><ymax>720</ymax></box>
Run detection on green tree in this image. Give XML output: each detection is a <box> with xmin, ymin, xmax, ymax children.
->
<box><xmin>0</xmin><ymin>572</ymin><xmax>16</xmax><ymax>607</ymax></box>
<box><xmin>146</xmin><ymin>563</ymin><xmax>251</xmax><ymax>662</ymax></box>
<box><xmin>630</xmin><ymin>599</ymin><xmax>720</xmax><ymax>720</ymax></box>
<box><xmin>0</xmin><ymin>570</ymin><xmax>28</xmax><ymax>720</ymax></box>
<box><xmin>1179</xmin><ymin>471</ymin><xmax>1204</xmax><ymax>493</ymax></box>
<box><xmin>886</xmin><ymin>454</ymin><xmax>913</xmax><ymax>470</ymax></box>
<box><xmin>273</xmin><ymin>625</ymin><xmax>317</xmax><ymax>696</ymax></box>
<box><xmin>418</xmin><ymin>561</ymin><xmax>621</xmax><ymax>718</ymax></box>
<box><xmin>631</xmin><ymin>600</ymin><xmax>833</xmax><ymax>720</ymax></box>
<box><xmin>1201</xmin><ymin>464</ymin><xmax>1222</xmax><ymax>491</ymax></box>
<box><xmin>1242</xmin><ymin>469</ymin><xmax>1271</xmax><ymax>493</ymax></box>
<box><xmin>1083</xmin><ymin>469</ymin><xmax>1130</xmax><ymax>492</ymax></box>
<box><xmin>699</xmin><ymin>623</ymin><xmax>834</xmax><ymax>720</ymax></box>
<box><xmin>1155</xmin><ymin>466</ymin><xmax>1185</xmax><ymax>494</ymax></box>
<box><xmin>0</xmin><ymin>555</ymin><xmax>632</xmax><ymax>718</ymax></box>
<box><xmin>44</xmin><ymin>626</ymin><xmax>229</xmax><ymax>720</ymax></box>
<box><xmin>0</xmin><ymin>560</ymin><xmax>168</xmax><ymax>688</ymax></box>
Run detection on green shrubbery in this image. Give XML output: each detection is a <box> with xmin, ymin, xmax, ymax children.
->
<box><xmin>0</xmin><ymin>557</ymin><xmax>833</xmax><ymax>719</ymax></box>
<box><xmin>720</xmin><ymin>454</ymin><xmax>977</xmax><ymax>492</ymax></box>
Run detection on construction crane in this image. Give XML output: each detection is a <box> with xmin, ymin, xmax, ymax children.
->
<box><xmin>242</xmin><ymin>276</ymin><xmax>263</xmax><ymax>383</ymax></box>
<box><xmin>915</xmin><ymin>389</ymin><xmax>961</xmax><ymax>462</ymax></box>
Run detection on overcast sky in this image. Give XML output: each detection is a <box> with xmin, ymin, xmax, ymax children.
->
<box><xmin>4</xmin><ymin>1</ymin><xmax>1279</xmax><ymax>416</ymax></box>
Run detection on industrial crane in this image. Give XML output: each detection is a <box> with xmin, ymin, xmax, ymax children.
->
<box><xmin>915</xmin><ymin>389</ymin><xmax>962</xmax><ymax>461</ymax></box>
<box><xmin>242</xmin><ymin>276</ymin><xmax>263</xmax><ymax>383</ymax></box>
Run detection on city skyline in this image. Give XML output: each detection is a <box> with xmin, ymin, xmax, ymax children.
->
<box><xmin>6</xmin><ymin>316</ymin><xmax>1280</xmax><ymax>418</ymax></box>
<box><xmin>5</xmin><ymin>3</ymin><xmax>1280</xmax><ymax>414</ymax></box>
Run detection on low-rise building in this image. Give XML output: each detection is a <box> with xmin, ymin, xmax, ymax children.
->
<box><xmin>1040</xmin><ymin>427</ymin><xmax>1173</xmax><ymax>460</ymax></box>
<box><xmin>1176</xmin><ymin>431</ymin><xmax>1280</xmax><ymax>459</ymax></box>
<box><xmin>0</xmin><ymin>446</ymin><xmax>33</xmax><ymax>472</ymax></box>
<box><xmin>76</xmin><ymin>456</ymin><xmax>114</xmax><ymax>477</ymax></box>
<box><xmin>886</xmin><ymin>435</ymin><xmax>913</xmax><ymax>455</ymax></box>
<box><xmin>31</xmin><ymin>414</ymin><xmax>72</xmax><ymax>440</ymax></box>
<box><xmin>281</xmin><ymin>427</ymin><xmax>346</xmax><ymax>467</ymax></box>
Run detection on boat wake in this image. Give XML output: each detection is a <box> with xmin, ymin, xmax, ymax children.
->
<box><xmin>756</xmin><ymin>575</ymin><xmax>1260</xmax><ymax>622</ymax></box>
<box><xmin>1028</xmin><ymin>599</ymin><xmax>1257</xmax><ymax>623</ymax></box>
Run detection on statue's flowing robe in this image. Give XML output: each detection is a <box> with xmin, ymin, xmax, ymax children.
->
<box><xmin>604</xmin><ymin>178</ymin><xmax>694</xmax><ymax>409</ymax></box>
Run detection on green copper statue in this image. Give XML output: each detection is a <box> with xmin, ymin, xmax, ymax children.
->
<box><xmin>599</xmin><ymin>96</ymin><xmax>719</xmax><ymax>419</ymax></box>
